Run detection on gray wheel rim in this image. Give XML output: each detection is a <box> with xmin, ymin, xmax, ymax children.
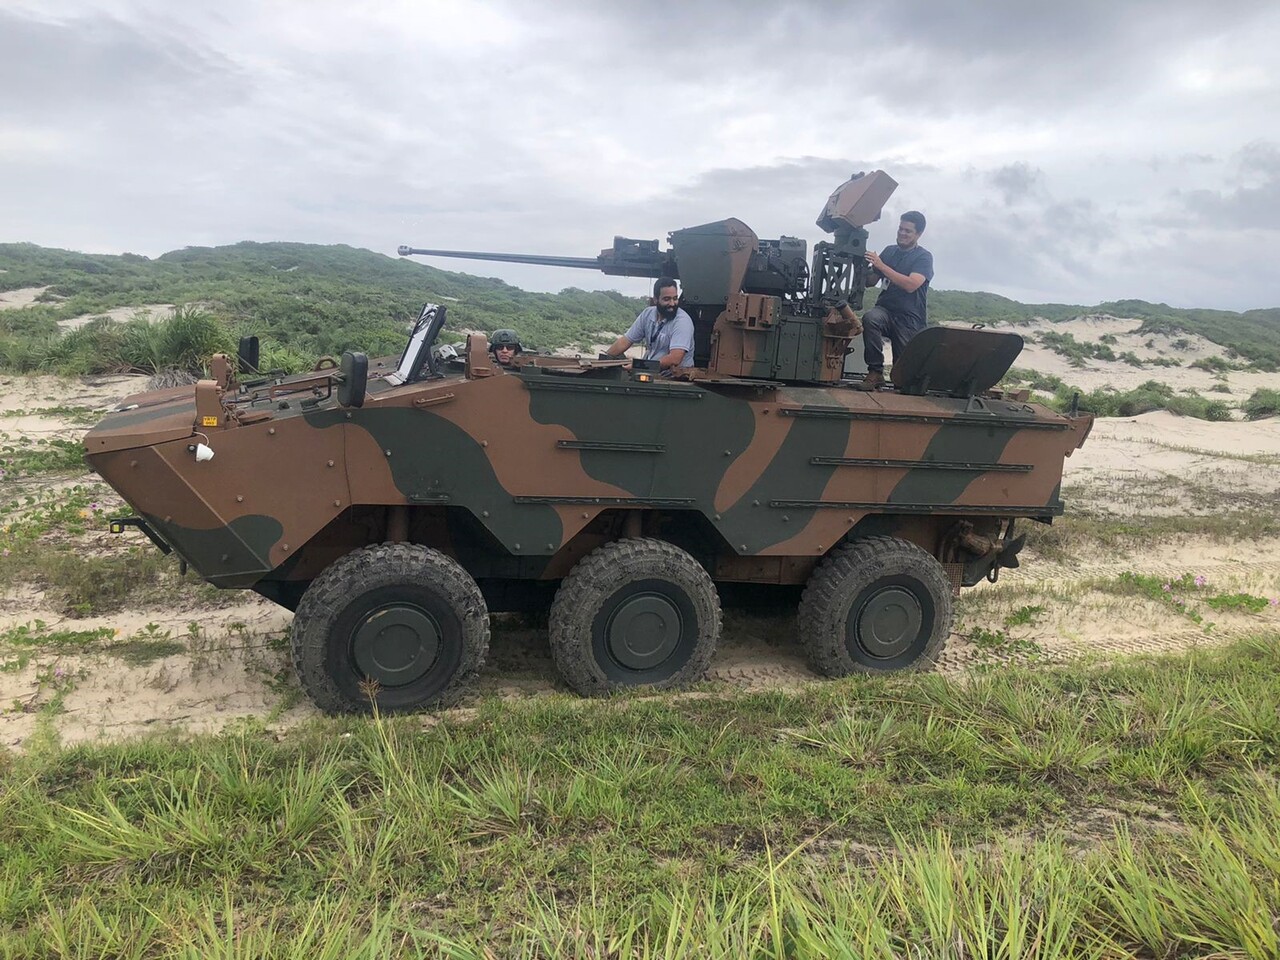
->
<box><xmin>605</xmin><ymin>592</ymin><xmax>684</xmax><ymax>670</ymax></box>
<box><xmin>853</xmin><ymin>586</ymin><xmax>922</xmax><ymax>659</ymax></box>
<box><xmin>353</xmin><ymin>606</ymin><xmax>441</xmax><ymax>686</ymax></box>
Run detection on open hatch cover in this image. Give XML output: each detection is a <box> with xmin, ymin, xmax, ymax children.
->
<box><xmin>889</xmin><ymin>326</ymin><xmax>1024</xmax><ymax>397</ymax></box>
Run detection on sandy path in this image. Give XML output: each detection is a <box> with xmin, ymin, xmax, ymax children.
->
<box><xmin>0</xmin><ymin>286</ymin><xmax>53</xmax><ymax>310</ymax></box>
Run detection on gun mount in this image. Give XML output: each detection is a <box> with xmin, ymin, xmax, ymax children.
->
<box><xmin>401</xmin><ymin>171</ymin><xmax>900</xmax><ymax>383</ymax></box>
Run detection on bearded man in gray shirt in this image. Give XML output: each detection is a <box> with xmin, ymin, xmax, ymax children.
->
<box><xmin>604</xmin><ymin>278</ymin><xmax>696</xmax><ymax>372</ymax></box>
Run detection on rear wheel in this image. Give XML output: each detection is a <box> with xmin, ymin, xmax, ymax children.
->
<box><xmin>799</xmin><ymin>536</ymin><xmax>951</xmax><ymax>677</ymax></box>
<box><xmin>549</xmin><ymin>538</ymin><xmax>721</xmax><ymax>696</ymax></box>
<box><xmin>291</xmin><ymin>543</ymin><xmax>489</xmax><ymax>713</ymax></box>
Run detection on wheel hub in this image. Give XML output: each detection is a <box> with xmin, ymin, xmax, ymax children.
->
<box><xmin>352</xmin><ymin>605</ymin><xmax>440</xmax><ymax>687</ymax></box>
<box><xmin>605</xmin><ymin>592</ymin><xmax>683</xmax><ymax>670</ymax></box>
<box><xmin>852</xmin><ymin>586</ymin><xmax>922</xmax><ymax>659</ymax></box>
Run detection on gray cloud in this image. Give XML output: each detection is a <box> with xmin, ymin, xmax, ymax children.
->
<box><xmin>1</xmin><ymin>0</ymin><xmax>1277</xmax><ymax>310</ymax></box>
<box><xmin>986</xmin><ymin>163</ymin><xmax>1043</xmax><ymax>206</ymax></box>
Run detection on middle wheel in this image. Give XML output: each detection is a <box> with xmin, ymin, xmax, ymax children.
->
<box><xmin>549</xmin><ymin>538</ymin><xmax>722</xmax><ymax>696</ymax></box>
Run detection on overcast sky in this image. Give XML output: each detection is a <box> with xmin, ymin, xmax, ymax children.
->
<box><xmin>3</xmin><ymin>0</ymin><xmax>1278</xmax><ymax>310</ymax></box>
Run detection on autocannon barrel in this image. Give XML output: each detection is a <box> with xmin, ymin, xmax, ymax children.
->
<box><xmin>397</xmin><ymin>247</ymin><xmax>602</xmax><ymax>270</ymax></box>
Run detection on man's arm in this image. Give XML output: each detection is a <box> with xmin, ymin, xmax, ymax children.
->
<box><xmin>605</xmin><ymin>312</ymin><xmax>650</xmax><ymax>357</ymax></box>
<box><xmin>657</xmin><ymin>348</ymin><xmax>686</xmax><ymax>369</ymax></box>
<box><xmin>604</xmin><ymin>335</ymin><xmax>633</xmax><ymax>357</ymax></box>
<box><xmin>865</xmin><ymin>250</ymin><xmax>927</xmax><ymax>293</ymax></box>
<box><xmin>657</xmin><ymin>312</ymin><xmax>695</xmax><ymax>369</ymax></box>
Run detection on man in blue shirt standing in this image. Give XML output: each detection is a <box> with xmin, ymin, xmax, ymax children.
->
<box><xmin>855</xmin><ymin>211</ymin><xmax>933</xmax><ymax>391</ymax></box>
<box><xmin>603</xmin><ymin>278</ymin><xmax>696</xmax><ymax>373</ymax></box>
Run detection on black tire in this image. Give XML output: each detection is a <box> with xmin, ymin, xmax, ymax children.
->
<box><xmin>549</xmin><ymin>538</ymin><xmax>721</xmax><ymax>696</ymax></box>
<box><xmin>291</xmin><ymin>543</ymin><xmax>489</xmax><ymax>714</ymax></box>
<box><xmin>798</xmin><ymin>536</ymin><xmax>951</xmax><ymax>678</ymax></box>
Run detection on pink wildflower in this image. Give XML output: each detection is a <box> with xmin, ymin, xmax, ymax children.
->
<box><xmin>1161</xmin><ymin>583</ymin><xmax>1170</xmax><ymax>592</ymax></box>
<box><xmin>1194</xmin><ymin>575</ymin><xmax>1207</xmax><ymax>587</ymax></box>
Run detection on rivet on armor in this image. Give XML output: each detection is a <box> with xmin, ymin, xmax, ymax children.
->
<box><xmin>268</xmin><ymin>428</ymin><xmax>275</xmax><ymax>435</ymax></box>
<box><xmin>481</xmin><ymin>440</ymin><xmax>488</xmax><ymax>447</ymax></box>
<box><xmin>723</xmin><ymin>449</ymin><xmax>731</xmax><ymax>456</ymax></box>
<box><xmin>482</xmin><ymin>510</ymin><xmax>489</xmax><ymax>517</ymax></box>
<box><xmin>130</xmin><ymin>460</ymin><xmax>138</xmax><ymax>468</ymax></box>
<box><xmin>327</xmin><ymin>460</ymin><xmax>335</xmax><ymax>467</ymax></box>
<box><xmin>282</xmin><ymin>543</ymin><xmax>289</xmax><ymax>551</ymax></box>
<box><xmin>333</xmin><ymin>500</ymin><xmax>341</xmax><ymax>507</ymax></box>
<box><xmin>384</xmin><ymin>449</ymin><xmax>392</xmax><ymax>457</ymax></box>
<box><xmin>221</xmin><ymin>554</ymin><xmax>229</xmax><ymax>562</ymax></box>
<box><xmin>236</xmin><ymin>495</ymin><xmax>244</xmax><ymax>502</ymax></box>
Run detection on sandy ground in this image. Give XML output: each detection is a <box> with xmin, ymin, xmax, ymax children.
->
<box><xmin>0</xmin><ymin>286</ymin><xmax>53</xmax><ymax>310</ymax></box>
<box><xmin>57</xmin><ymin>304</ymin><xmax>178</xmax><ymax>330</ymax></box>
<box><xmin>0</xmin><ymin>286</ymin><xmax>176</xmax><ymax>328</ymax></box>
<box><xmin>1</xmin><ymin>324</ymin><xmax>1278</xmax><ymax>750</ymax></box>
<box><xmin>998</xmin><ymin>314</ymin><xmax>1275</xmax><ymax>410</ymax></box>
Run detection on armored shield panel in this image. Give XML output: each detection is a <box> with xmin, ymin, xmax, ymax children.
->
<box><xmin>890</xmin><ymin>326</ymin><xmax>1024</xmax><ymax>397</ymax></box>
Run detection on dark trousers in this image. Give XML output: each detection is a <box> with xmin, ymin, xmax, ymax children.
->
<box><xmin>863</xmin><ymin>305</ymin><xmax>926</xmax><ymax>371</ymax></box>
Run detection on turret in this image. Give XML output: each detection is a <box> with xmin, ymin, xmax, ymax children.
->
<box><xmin>399</xmin><ymin>171</ymin><xmax>899</xmax><ymax>383</ymax></box>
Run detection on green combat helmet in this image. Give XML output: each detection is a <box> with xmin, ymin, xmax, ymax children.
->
<box><xmin>489</xmin><ymin>329</ymin><xmax>522</xmax><ymax>366</ymax></box>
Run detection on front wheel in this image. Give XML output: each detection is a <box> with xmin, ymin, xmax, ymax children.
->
<box><xmin>291</xmin><ymin>543</ymin><xmax>489</xmax><ymax>713</ymax></box>
<box><xmin>549</xmin><ymin>538</ymin><xmax>721</xmax><ymax>696</ymax></box>
<box><xmin>798</xmin><ymin>536</ymin><xmax>951</xmax><ymax>677</ymax></box>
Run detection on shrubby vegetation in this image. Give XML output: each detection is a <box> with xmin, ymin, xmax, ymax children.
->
<box><xmin>1033</xmin><ymin>329</ymin><xmax>1117</xmax><ymax>366</ymax></box>
<box><xmin>1002</xmin><ymin>368</ymin><xmax>1234</xmax><ymax>421</ymax></box>
<box><xmin>3</xmin><ymin>241</ymin><xmax>1277</xmax><ymax>378</ymax></box>
<box><xmin>0</xmin><ymin>241</ymin><xmax>645</xmax><ymax>375</ymax></box>
<box><xmin>1244</xmin><ymin>388</ymin><xmax>1280</xmax><ymax>421</ymax></box>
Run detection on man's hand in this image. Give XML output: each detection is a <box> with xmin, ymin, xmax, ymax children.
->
<box><xmin>866</xmin><ymin>252</ymin><xmax>926</xmax><ymax>293</ymax></box>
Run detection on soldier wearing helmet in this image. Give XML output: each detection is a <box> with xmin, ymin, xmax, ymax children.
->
<box><xmin>489</xmin><ymin>329</ymin><xmax>523</xmax><ymax>368</ymax></box>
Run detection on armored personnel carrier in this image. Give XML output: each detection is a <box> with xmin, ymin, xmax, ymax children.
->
<box><xmin>85</xmin><ymin>172</ymin><xmax>1092</xmax><ymax>713</ymax></box>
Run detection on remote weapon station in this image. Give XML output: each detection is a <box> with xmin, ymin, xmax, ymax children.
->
<box><xmin>87</xmin><ymin>172</ymin><xmax>1092</xmax><ymax>713</ymax></box>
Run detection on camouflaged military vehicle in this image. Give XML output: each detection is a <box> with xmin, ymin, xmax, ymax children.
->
<box><xmin>85</xmin><ymin>171</ymin><xmax>1092</xmax><ymax>713</ymax></box>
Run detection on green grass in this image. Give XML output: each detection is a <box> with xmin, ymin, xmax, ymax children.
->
<box><xmin>1</xmin><ymin>637</ymin><xmax>1278</xmax><ymax>956</ymax></box>
<box><xmin>0</xmin><ymin>436</ymin><xmax>87</xmax><ymax>478</ymax></box>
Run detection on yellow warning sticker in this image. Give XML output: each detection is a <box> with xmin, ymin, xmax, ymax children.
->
<box><xmin>201</xmin><ymin>416</ymin><xmax>219</xmax><ymax>427</ymax></box>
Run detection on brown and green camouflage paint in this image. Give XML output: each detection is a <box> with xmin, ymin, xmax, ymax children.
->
<box><xmin>85</xmin><ymin>356</ymin><xmax>1089</xmax><ymax>593</ymax></box>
